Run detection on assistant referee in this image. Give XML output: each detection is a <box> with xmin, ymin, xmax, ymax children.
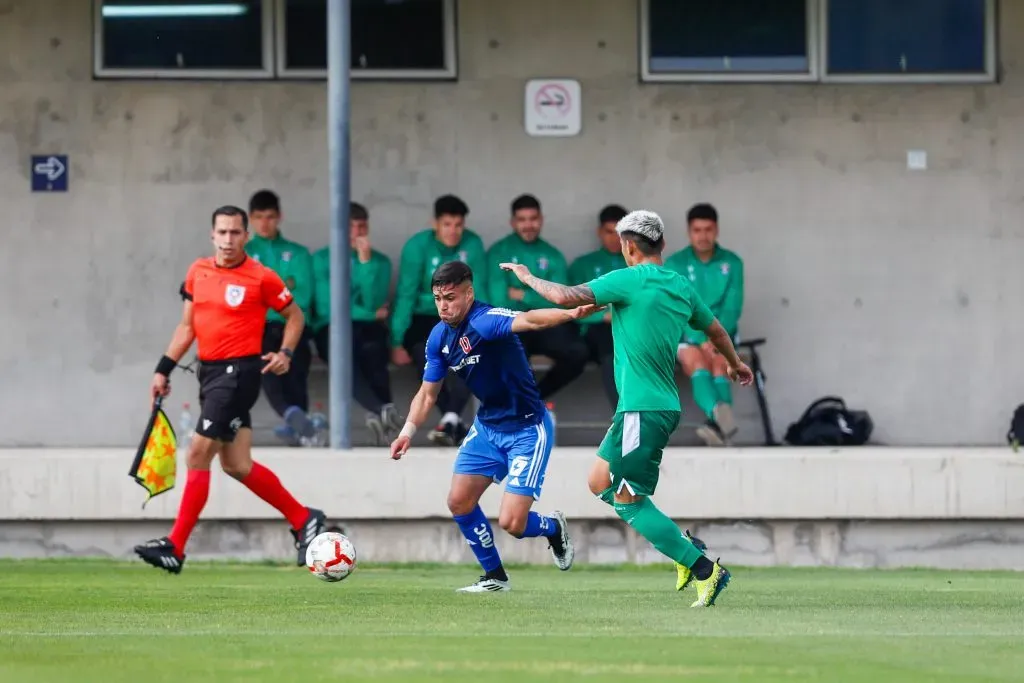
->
<box><xmin>134</xmin><ymin>206</ymin><xmax>326</xmax><ymax>574</ymax></box>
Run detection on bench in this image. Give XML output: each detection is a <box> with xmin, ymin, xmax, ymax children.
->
<box><xmin>519</xmin><ymin>338</ymin><xmax>776</xmax><ymax>446</ymax></box>
<box><xmin>305</xmin><ymin>338</ymin><xmax>777</xmax><ymax>447</ymax></box>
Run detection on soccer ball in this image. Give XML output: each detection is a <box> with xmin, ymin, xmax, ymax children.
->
<box><xmin>305</xmin><ymin>531</ymin><xmax>357</xmax><ymax>582</ymax></box>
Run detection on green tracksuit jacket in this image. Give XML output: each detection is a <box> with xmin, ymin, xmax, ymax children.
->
<box><xmin>310</xmin><ymin>247</ymin><xmax>392</xmax><ymax>331</ymax></box>
<box><xmin>245</xmin><ymin>233</ymin><xmax>313</xmax><ymax>324</ymax></box>
<box><xmin>390</xmin><ymin>229</ymin><xmax>487</xmax><ymax>347</ymax></box>
<box><xmin>663</xmin><ymin>244</ymin><xmax>744</xmax><ymax>343</ymax></box>
<box><xmin>486</xmin><ymin>233</ymin><xmax>568</xmax><ymax>311</ymax></box>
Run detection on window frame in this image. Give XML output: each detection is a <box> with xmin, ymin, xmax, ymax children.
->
<box><xmin>92</xmin><ymin>0</ymin><xmax>275</xmax><ymax>80</ymax></box>
<box><xmin>819</xmin><ymin>0</ymin><xmax>997</xmax><ymax>84</ymax></box>
<box><xmin>638</xmin><ymin>0</ymin><xmax>820</xmax><ymax>83</ymax></box>
<box><xmin>275</xmin><ymin>0</ymin><xmax>459</xmax><ymax>81</ymax></box>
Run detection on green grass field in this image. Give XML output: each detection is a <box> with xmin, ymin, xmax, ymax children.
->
<box><xmin>1</xmin><ymin>560</ymin><xmax>1022</xmax><ymax>682</ymax></box>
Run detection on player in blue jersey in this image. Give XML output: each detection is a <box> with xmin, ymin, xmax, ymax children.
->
<box><xmin>390</xmin><ymin>261</ymin><xmax>601</xmax><ymax>592</ymax></box>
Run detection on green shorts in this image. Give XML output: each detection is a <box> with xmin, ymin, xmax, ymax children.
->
<box><xmin>678</xmin><ymin>329</ymin><xmax>739</xmax><ymax>349</ymax></box>
<box><xmin>679</xmin><ymin>327</ymin><xmax>708</xmax><ymax>347</ymax></box>
<box><xmin>597</xmin><ymin>410</ymin><xmax>680</xmax><ymax>497</ymax></box>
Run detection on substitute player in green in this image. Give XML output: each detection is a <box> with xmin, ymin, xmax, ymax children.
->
<box><xmin>501</xmin><ymin>209</ymin><xmax>753</xmax><ymax>607</ymax></box>
<box><xmin>664</xmin><ymin>203</ymin><xmax>745</xmax><ymax>447</ymax></box>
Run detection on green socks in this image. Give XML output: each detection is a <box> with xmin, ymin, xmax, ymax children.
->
<box><xmin>613</xmin><ymin>497</ymin><xmax>705</xmax><ymax>568</ymax></box>
<box><xmin>691</xmin><ymin>369</ymin><xmax>718</xmax><ymax>419</ymax></box>
<box><xmin>713</xmin><ymin>375</ymin><xmax>733</xmax><ymax>406</ymax></box>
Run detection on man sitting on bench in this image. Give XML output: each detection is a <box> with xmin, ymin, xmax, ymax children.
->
<box><xmin>665</xmin><ymin>203</ymin><xmax>745</xmax><ymax>446</ymax></box>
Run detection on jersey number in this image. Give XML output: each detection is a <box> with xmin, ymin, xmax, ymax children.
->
<box><xmin>509</xmin><ymin>456</ymin><xmax>529</xmax><ymax>478</ymax></box>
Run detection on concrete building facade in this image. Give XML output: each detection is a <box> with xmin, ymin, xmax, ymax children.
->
<box><xmin>2</xmin><ymin>0</ymin><xmax>1022</xmax><ymax>447</ymax></box>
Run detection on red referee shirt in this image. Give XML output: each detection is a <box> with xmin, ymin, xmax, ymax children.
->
<box><xmin>181</xmin><ymin>257</ymin><xmax>294</xmax><ymax>361</ymax></box>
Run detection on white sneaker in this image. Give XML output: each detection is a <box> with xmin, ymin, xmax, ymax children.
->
<box><xmin>713</xmin><ymin>403</ymin><xmax>738</xmax><ymax>438</ymax></box>
<box><xmin>548</xmin><ymin>510</ymin><xmax>574</xmax><ymax>571</ymax></box>
<box><xmin>380</xmin><ymin>403</ymin><xmax>403</xmax><ymax>436</ymax></box>
<box><xmin>456</xmin><ymin>577</ymin><xmax>511</xmax><ymax>593</ymax></box>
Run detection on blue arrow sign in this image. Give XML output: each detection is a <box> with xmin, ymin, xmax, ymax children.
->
<box><xmin>31</xmin><ymin>155</ymin><xmax>68</xmax><ymax>192</ymax></box>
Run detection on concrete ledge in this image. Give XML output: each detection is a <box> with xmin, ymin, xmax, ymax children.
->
<box><xmin>2</xmin><ymin>447</ymin><xmax>1023</xmax><ymax>521</ymax></box>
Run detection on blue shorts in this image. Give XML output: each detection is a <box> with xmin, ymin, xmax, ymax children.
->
<box><xmin>453</xmin><ymin>411</ymin><xmax>554</xmax><ymax>500</ymax></box>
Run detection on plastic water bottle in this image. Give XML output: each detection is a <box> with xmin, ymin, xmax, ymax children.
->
<box><xmin>309</xmin><ymin>402</ymin><xmax>328</xmax><ymax>447</ymax></box>
<box><xmin>546</xmin><ymin>402</ymin><xmax>557</xmax><ymax>447</ymax></box>
<box><xmin>178</xmin><ymin>402</ymin><xmax>194</xmax><ymax>454</ymax></box>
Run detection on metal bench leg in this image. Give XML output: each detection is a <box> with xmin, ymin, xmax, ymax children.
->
<box><xmin>748</xmin><ymin>349</ymin><xmax>779</xmax><ymax>446</ymax></box>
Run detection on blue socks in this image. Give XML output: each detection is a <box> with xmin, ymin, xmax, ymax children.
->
<box><xmin>453</xmin><ymin>505</ymin><xmax>502</xmax><ymax>573</ymax></box>
<box><xmin>454</xmin><ymin>506</ymin><xmax>559</xmax><ymax>578</ymax></box>
<box><xmin>521</xmin><ymin>511</ymin><xmax>558</xmax><ymax>539</ymax></box>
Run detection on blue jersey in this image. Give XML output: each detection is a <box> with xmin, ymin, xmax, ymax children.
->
<box><xmin>424</xmin><ymin>301</ymin><xmax>545</xmax><ymax>432</ymax></box>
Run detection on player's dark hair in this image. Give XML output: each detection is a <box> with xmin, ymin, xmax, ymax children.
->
<box><xmin>598</xmin><ymin>204</ymin><xmax>629</xmax><ymax>225</ymax></box>
<box><xmin>620</xmin><ymin>231</ymin><xmax>664</xmax><ymax>256</ymax></box>
<box><xmin>434</xmin><ymin>194</ymin><xmax>469</xmax><ymax>219</ymax></box>
<box><xmin>511</xmin><ymin>194</ymin><xmax>541</xmax><ymax>215</ymax></box>
<box><xmin>431</xmin><ymin>261</ymin><xmax>473</xmax><ymax>289</ymax></box>
<box><xmin>687</xmin><ymin>202</ymin><xmax>718</xmax><ymax>224</ymax></box>
<box><xmin>211</xmin><ymin>205</ymin><xmax>249</xmax><ymax>231</ymax></box>
<box><xmin>350</xmin><ymin>202</ymin><xmax>369</xmax><ymax>221</ymax></box>
<box><xmin>249</xmin><ymin>189</ymin><xmax>281</xmax><ymax>214</ymax></box>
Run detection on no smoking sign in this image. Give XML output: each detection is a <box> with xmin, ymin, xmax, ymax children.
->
<box><xmin>524</xmin><ymin>79</ymin><xmax>581</xmax><ymax>137</ymax></box>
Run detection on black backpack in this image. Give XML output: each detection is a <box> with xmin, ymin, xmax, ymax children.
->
<box><xmin>784</xmin><ymin>396</ymin><xmax>874</xmax><ymax>446</ymax></box>
<box><xmin>1007</xmin><ymin>405</ymin><xmax>1024</xmax><ymax>452</ymax></box>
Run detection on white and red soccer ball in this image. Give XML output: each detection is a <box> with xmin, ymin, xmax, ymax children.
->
<box><xmin>305</xmin><ymin>531</ymin><xmax>357</xmax><ymax>582</ymax></box>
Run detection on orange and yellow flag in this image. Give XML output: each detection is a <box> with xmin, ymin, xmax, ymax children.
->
<box><xmin>128</xmin><ymin>396</ymin><xmax>178</xmax><ymax>507</ymax></box>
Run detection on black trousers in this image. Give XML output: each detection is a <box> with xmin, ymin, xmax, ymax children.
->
<box><xmin>583</xmin><ymin>323</ymin><xmax>618</xmax><ymax>408</ymax></box>
<box><xmin>404</xmin><ymin>314</ymin><xmax>471</xmax><ymax>418</ymax></box>
<box><xmin>261</xmin><ymin>322</ymin><xmax>313</xmax><ymax>418</ymax></box>
<box><xmin>517</xmin><ymin>324</ymin><xmax>589</xmax><ymax>400</ymax></box>
<box><xmin>313</xmin><ymin>321</ymin><xmax>393</xmax><ymax>414</ymax></box>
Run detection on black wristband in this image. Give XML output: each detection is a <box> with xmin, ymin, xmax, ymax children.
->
<box><xmin>155</xmin><ymin>355</ymin><xmax>177</xmax><ymax>377</ymax></box>
<box><xmin>280</xmin><ymin>348</ymin><xmax>294</xmax><ymax>359</ymax></box>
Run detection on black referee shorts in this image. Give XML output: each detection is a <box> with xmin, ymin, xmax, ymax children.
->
<box><xmin>196</xmin><ymin>356</ymin><xmax>262</xmax><ymax>442</ymax></box>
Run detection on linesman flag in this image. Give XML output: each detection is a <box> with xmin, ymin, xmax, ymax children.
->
<box><xmin>128</xmin><ymin>395</ymin><xmax>178</xmax><ymax>507</ymax></box>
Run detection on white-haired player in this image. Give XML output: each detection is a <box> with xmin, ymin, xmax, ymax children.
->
<box><xmin>501</xmin><ymin>210</ymin><xmax>754</xmax><ymax>607</ymax></box>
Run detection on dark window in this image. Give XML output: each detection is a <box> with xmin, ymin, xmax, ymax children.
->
<box><xmin>283</xmin><ymin>0</ymin><xmax>451</xmax><ymax>74</ymax></box>
<box><xmin>646</xmin><ymin>0</ymin><xmax>809</xmax><ymax>75</ymax></box>
<box><xmin>99</xmin><ymin>0</ymin><xmax>266</xmax><ymax>73</ymax></box>
<box><xmin>827</xmin><ymin>0</ymin><xmax>988</xmax><ymax>75</ymax></box>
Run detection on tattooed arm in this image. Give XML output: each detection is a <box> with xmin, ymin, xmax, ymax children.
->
<box><xmin>499</xmin><ymin>263</ymin><xmax>596</xmax><ymax>307</ymax></box>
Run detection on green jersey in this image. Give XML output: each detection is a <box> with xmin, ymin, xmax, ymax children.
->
<box><xmin>587</xmin><ymin>263</ymin><xmax>715</xmax><ymax>413</ymax></box>
<box><xmin>310</xmin><ymin>247</ymin><xmax>392</xmax><ymax>331</ymax></box>
<box><xmin>487</xmin><ymin>233</ymin><xmax>568</xmax><ymax>311</ymax></box>
<box><xmin>663</xmin><ymin>245</ymin><xmax>744</xmax><ymax>338</ymax></box>
<box><xmin>245</xmin><ymin>233</ymin><xmax>313</xmax><ymax>324</ymax></box>
<box><xmin>569</xmin><ymin>248</ymin><xmax>626</xmax><ymax>326</ymax></box>
<box><xmin>390</xmin><ymin>229</ymin><xmax>487</xmax><ymax>346</ymax></box>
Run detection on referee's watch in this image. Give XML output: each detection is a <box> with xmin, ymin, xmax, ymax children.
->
<box><xmin>280</xmin><ymin>348</ymin><xmax>294</xmax><ymax>359</ymax></box>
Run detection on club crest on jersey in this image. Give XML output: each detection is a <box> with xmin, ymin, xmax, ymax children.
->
<box><xmin>538</xmin><ymin>257</ymin><xmax>549</xmax><ymax>271</ymax></box>
<box><xmin>282</xmin><ymin>251</ymin><xmax>292</xmax><ymax>262</ymax></box>
<box><xmin>459</xmin><ymin>336</ymin><xmax>473</xmax><ymax>354</ymax></box>
<box><xmin>225</xmin><ymin>284</ymin><xmax>246</xmax><ymax>307</ymax></box>
<box><xmin>458</xmin><ymin>251</ymin><xmax>468</xmax><ymax>262</ymax></box>
<box><xmin>720</xmin><ymin>263</ymin><xmax>730</xmax><ymax>275</ymax></box>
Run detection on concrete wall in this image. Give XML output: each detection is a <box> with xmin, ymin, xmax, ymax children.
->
<box><xmin>3</xmin><ymin>0</ymin><xmax>1024</xmax><ymax>447</ymax></box>
<box><xmin>3</xmin><ymin>447</ymin><xmax>1024</xmax><ymax>569</ymax></box>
